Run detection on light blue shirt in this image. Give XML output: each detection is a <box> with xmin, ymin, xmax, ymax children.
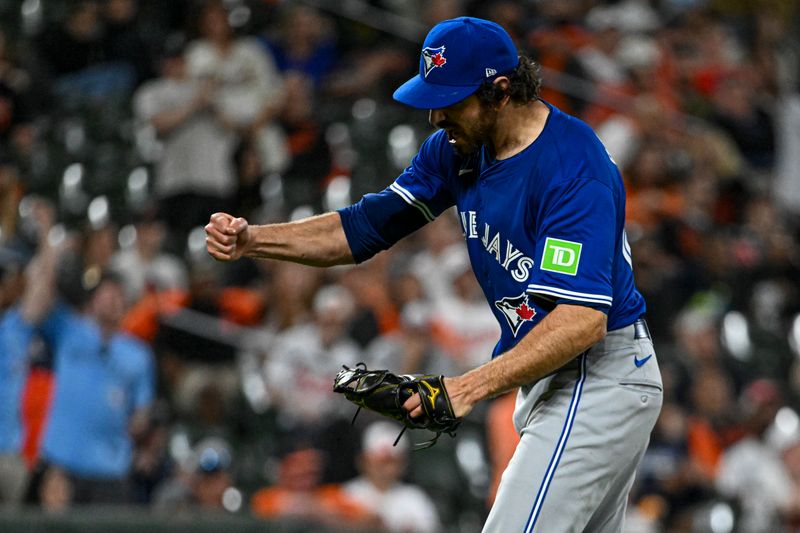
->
<box><xmin>39</xmin><ymin>305</ymin><xmax>154</xmax><ymax>478</ymax></box>
<box><xmin>0</xmin><ymin>308</ymin><xmax>33</xmax><ymax>453</ymax></box>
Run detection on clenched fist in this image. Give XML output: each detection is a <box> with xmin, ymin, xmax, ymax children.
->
<box><xmin>205</xmin><ymin>212</ymin><xmax>251</xmax><ymax>261</ymax></box>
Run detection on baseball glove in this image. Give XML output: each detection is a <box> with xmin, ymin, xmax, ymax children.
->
<box><xmin>333</xmin><ymin>363</ymin><xmax>461</xmax><ymax>450</ymax></box>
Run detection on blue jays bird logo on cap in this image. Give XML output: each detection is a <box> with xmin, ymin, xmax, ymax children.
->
<box><xmin>422</xmin><ymin>46</ymin><xmax>447</xmax><ymax>78</ymax></box>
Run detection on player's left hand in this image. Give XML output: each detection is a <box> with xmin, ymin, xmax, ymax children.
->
<box><xmin>403</xmin><ymin>376</ymin><xmax>474</xmax><ymax>420</ymax></box>
<box><xmin>333</xmin><ymin>365</ymin><xmax>461</xmax><ymax>449</ymax></box>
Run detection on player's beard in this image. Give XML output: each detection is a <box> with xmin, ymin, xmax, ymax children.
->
<box><xmin>448</xmin><ymin>104</ymin><xmax>498</xmax><ymax>157</ymax></box>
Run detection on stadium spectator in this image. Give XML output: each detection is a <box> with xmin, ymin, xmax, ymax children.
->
<box><xmin>1</xmin><ymin>199</ymin><xmax>55</xmax><ymax>484</ymax></box>
<box><xmin>54</xmin><ymin>218</ymin><xmax>118</xmax><ymax>309</ymax></box>
<box><xmin>0</xmin><ymin>30</ymin><xmax>34</xmax><ymax>157</ymax></box>
<box><xmin>133</xmin><ymin>36</ymin><xmax>237</xmax><ymax>249</ymax></box>
<box><xmin>275</xmin><ymin>73</ymin><xmax>333</xmax><ymax>212</ymax></box>
<box><xmin>635</xmin><ymin>401</ymin><xmax>712</xmax><ymax>530</ymax></box>
<box><xmin>110</xmin><ymin>207</ymin><xmax>188</xmax><ymax>304</ymax></box>
<box><xmin>568</xmin><ymin>15</ymin><xmax>627</xmax><ymax>89</ymax></box>
<box><xmin>0</xmin><ymin>157</ymin><xmax>23</xmax><ymax>241</ymax></box>
<box><xmin>129</xmin><ymin>403</ymin><xmax>171</xmax><ymax>504</ymax></box>
<box><xmin>153</xmin><ymin>258</ymin><xmax>241</xmax><ymax>423</ymax></box>
<box><xmin>427</xmin><ymin>245</ymin><xmax>500</xmax><ymax>372</ymax></box>
<box><xmin>35</xmin><ymin>1</ymin><xmax>136</xmax><ymax>105</ymax></box>
<box><xmin>263</xmin><ymin>284</ymin><xmax>361</xmax><ymax>428</ymax></box>
<box><xmin>152</xmin><ymin>436</ymin><xmax>233</xmax><ymax>512</ymax></box>
<box><xmin>256</xmin><ymin>261</ymin><xmax>323</xmax><ymax>333</ymax></box>
<box><xmin>0</xmin><ymin>201</ymin><xmax>28</xmax><ymax>311</ymax></box>
<box><xmin>715</xmin><ymin>380</ymin><xmax>792</xmax><ymax>533</ymax></box>
<box><xmin>709</xmin><ymin>70</ymin><xmax>776</xmax><ymax>170</ymax></box>
<box><xmin>22</xmin><ymin>227</ymin><xmax>154</xmax><ymax>505</ymax></box>
<box><xmin>685</xmin><ymin>365</ymin><xmax>740</xmax><ymax>481</ymax></box>
<box><xmin>409</xmin><ymin>216</ymin><xmax>463</xmax><ymax>303</ymax></box>
<box><xmin>102</xmin><ymin>0</ymin><xmax>153</xmax><ymax>85</ymax></box>
<box><xmin>185</xmin><ymin>0</ymin><xmax>288</xmax><ymax>175</ymax></box>
<box><xmin>337</xmin><ymin>255</ymin><xmax>399</xmax><ymax>339</ymax></box>
<box><xmin>0</xmin><ymin>251</ymin><xmax>33</xmax><ymax>505</ymax></box>
<box><xmin>259</xmin><ymin>5</ymin><xmax>337</xmax><ymax>88</ymax></box>
<box><xmin>343</xmin><ymin>421</ymin><xmax>441</xmax><ymax>533</ymax></box>
<box><xmin>251</xmin><ymin>445</ymin><xmax>375</xmax><ymax>527</ymax></box>
<box><xmin>35</xmin><ymin>2</ymin><xmax>105</xmax><ymax>77</ymax></box>
<box><xmin>366</xmin><ymin>301</ymin><xmax>448</xmax><ymax>375</ymax></box>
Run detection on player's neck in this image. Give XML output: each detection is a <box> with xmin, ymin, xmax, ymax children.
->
<box><xmin>490</xmin><ymin>100</ymin><xmax>550</xmax><ymax>160</ymax></box>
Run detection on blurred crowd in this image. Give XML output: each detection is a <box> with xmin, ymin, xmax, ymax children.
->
<box><xmin>0</xmin><ymin>0</ymin><xmax>799</xmax><ymax>532</ymax></box>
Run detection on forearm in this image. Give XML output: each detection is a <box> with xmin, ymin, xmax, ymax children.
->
<box><xmin>244</xmin><ymin>212</ymin><xmax>355</xmax><ymax>267</ymax></box>
<box><xmin>151</xmin><ymin>99</ymin><xmax>203</xmax><ymax>135</ymax></box>
<box><xmin>21</xmin><ymin>243</ymin><xmax>60</xmax><ymax>324</ymax></box>
<box><xmin>457</xmin><ymin>304</ymin><xmax>607</xmax><ymax>405</ymax></box>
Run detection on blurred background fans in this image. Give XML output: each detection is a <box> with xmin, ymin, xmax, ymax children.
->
<box><xmin>0</xmin><ymin>1</ymin><xmax>799</xmax><ymax>532</ymax></box>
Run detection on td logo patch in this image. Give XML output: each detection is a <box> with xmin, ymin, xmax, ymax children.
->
<box><xmin>540</xmin><ymin>237</ymin><xmax>582</xmax><ymax>276</ymax></box>
<box><xmin>495</xmin><ymin>293</ymin><xmax>536</xmax><ymax>336</ymax></box>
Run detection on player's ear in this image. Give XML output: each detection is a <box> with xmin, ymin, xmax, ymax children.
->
<box><xmin>492</xmin><ymin>76</ymin><xmax>511</xmax><ymax>106</ymax></box>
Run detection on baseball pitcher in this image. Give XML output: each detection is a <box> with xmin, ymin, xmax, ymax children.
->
<box><xmin>206</xmin><ymin>17</ymin><xmax>663</xmax><ymax>532</ymax></box>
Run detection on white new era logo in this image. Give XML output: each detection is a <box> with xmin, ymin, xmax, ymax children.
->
<box><xmin>485</xmin><ymin>68</ymin><xmax>497</xmax><ymax>77</ymax></box>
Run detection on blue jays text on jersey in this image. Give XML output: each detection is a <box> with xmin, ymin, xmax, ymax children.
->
<box><xmin>339</xmin><ymin>102</ymin><xmax>646</xmax><ymax>357</ymax></box>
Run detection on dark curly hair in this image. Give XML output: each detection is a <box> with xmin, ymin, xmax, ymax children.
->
<box><xmin>475</xmin><ymin>54</ymin><xmax>542</xmax><ymax>106</ymax></box>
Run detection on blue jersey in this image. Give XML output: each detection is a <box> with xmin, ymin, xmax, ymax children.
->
<box><xmin>340</xmin><ymin>102</ymin><xmax>645</xmax><ymax>356</ymax></box>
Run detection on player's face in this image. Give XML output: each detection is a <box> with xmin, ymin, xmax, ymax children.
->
<box><xmin>429</xmin><ymin>95</ymin><xmax>498</xmax><ymax>157</ymax></box>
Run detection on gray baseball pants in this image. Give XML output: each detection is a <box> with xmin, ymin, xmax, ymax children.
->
<box><xmin>483</xmin><ymin>319</ymin><xmax>663</xmax><ymax>532</ymax></box>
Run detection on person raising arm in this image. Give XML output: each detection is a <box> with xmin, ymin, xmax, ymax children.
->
<box><xmin>206</xmin><ymin>17</ymin><xmax>661</xmax><ymax>533</ymax></box>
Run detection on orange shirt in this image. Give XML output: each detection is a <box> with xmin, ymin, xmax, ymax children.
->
<box><xmin>251</xmin><ymin>484</ymin><xmax>371</xmax><ymax>523</ymax></box>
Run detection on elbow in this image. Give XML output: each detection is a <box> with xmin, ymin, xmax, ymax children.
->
<box><xmin>586</xmin><ymin>310</ymin><xmax>608</xmax><ymax>346</ymax></box>
<box><xmin>555</xmin><ymin>303</ymin><xmax>607</xmax><ymax>350</ymax></box>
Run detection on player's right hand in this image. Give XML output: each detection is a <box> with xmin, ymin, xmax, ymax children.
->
<box><xmin>205</xmin><ymin>212</ymin><xmax>251</xmax><ymax>261</ymax></box>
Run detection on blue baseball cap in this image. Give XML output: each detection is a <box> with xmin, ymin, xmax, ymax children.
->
<box><xmin>393</xmin><ymin>17</ymin><xmax>518</xmax><ymax>110</ymax></box>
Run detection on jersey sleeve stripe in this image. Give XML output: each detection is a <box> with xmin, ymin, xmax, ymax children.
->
<box><xmin>527</xmin><ymin>284</ymin><xmax>613</xmax><ymax>306</ymax></box>
<box><xmin>389</xmin><ymin>182</ymin><xmax>435</xmax><ymax>222</ymax></box>
<box><xmin>622</xmin><ymin>246</ymin><xmax>632</xmax><ymax>269</ymax></box>
<box><xmin>622</xmin><ymin>230</ymin><xmax>633</xmax><ymax>268</ymax></box>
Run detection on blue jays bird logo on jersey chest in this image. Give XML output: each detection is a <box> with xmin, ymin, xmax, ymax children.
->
<box><xmin>494</xmin><ymin>293</ymin><xmax>537</xmax><ymax>336</ymax></box>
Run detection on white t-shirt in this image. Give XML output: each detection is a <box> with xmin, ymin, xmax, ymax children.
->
<box><xmin>264</xmin><ymin>323</ymin><xmax>361</xmax><ymax>425</ymax></box>
<box><xmin>716</xmin><ymin>436</ymin><xmax>793</xmax><ymax>533</ymax></box>
<box><xmin>185</xmin><ymin>37</ymin><xmax>284</xmax><ymax>126</ymax></box>
<box><xmin>134</xmin><ymin>77</ymin><xmax>237</xmax><ymax>198</ymax></box>
<box><xmin>431</xmin><ymin>295</ymin><xmax>501</xmax><ymax>371</ymax></box>
<box><xmin>343</xmin><ymin>477</ymin><xmax>441</xmax><ymax>533</ymax></box>
<box><xmin>185</xmin><ymin>38</ymin><xmax>289</xmax><ymax>174</ymax></box>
